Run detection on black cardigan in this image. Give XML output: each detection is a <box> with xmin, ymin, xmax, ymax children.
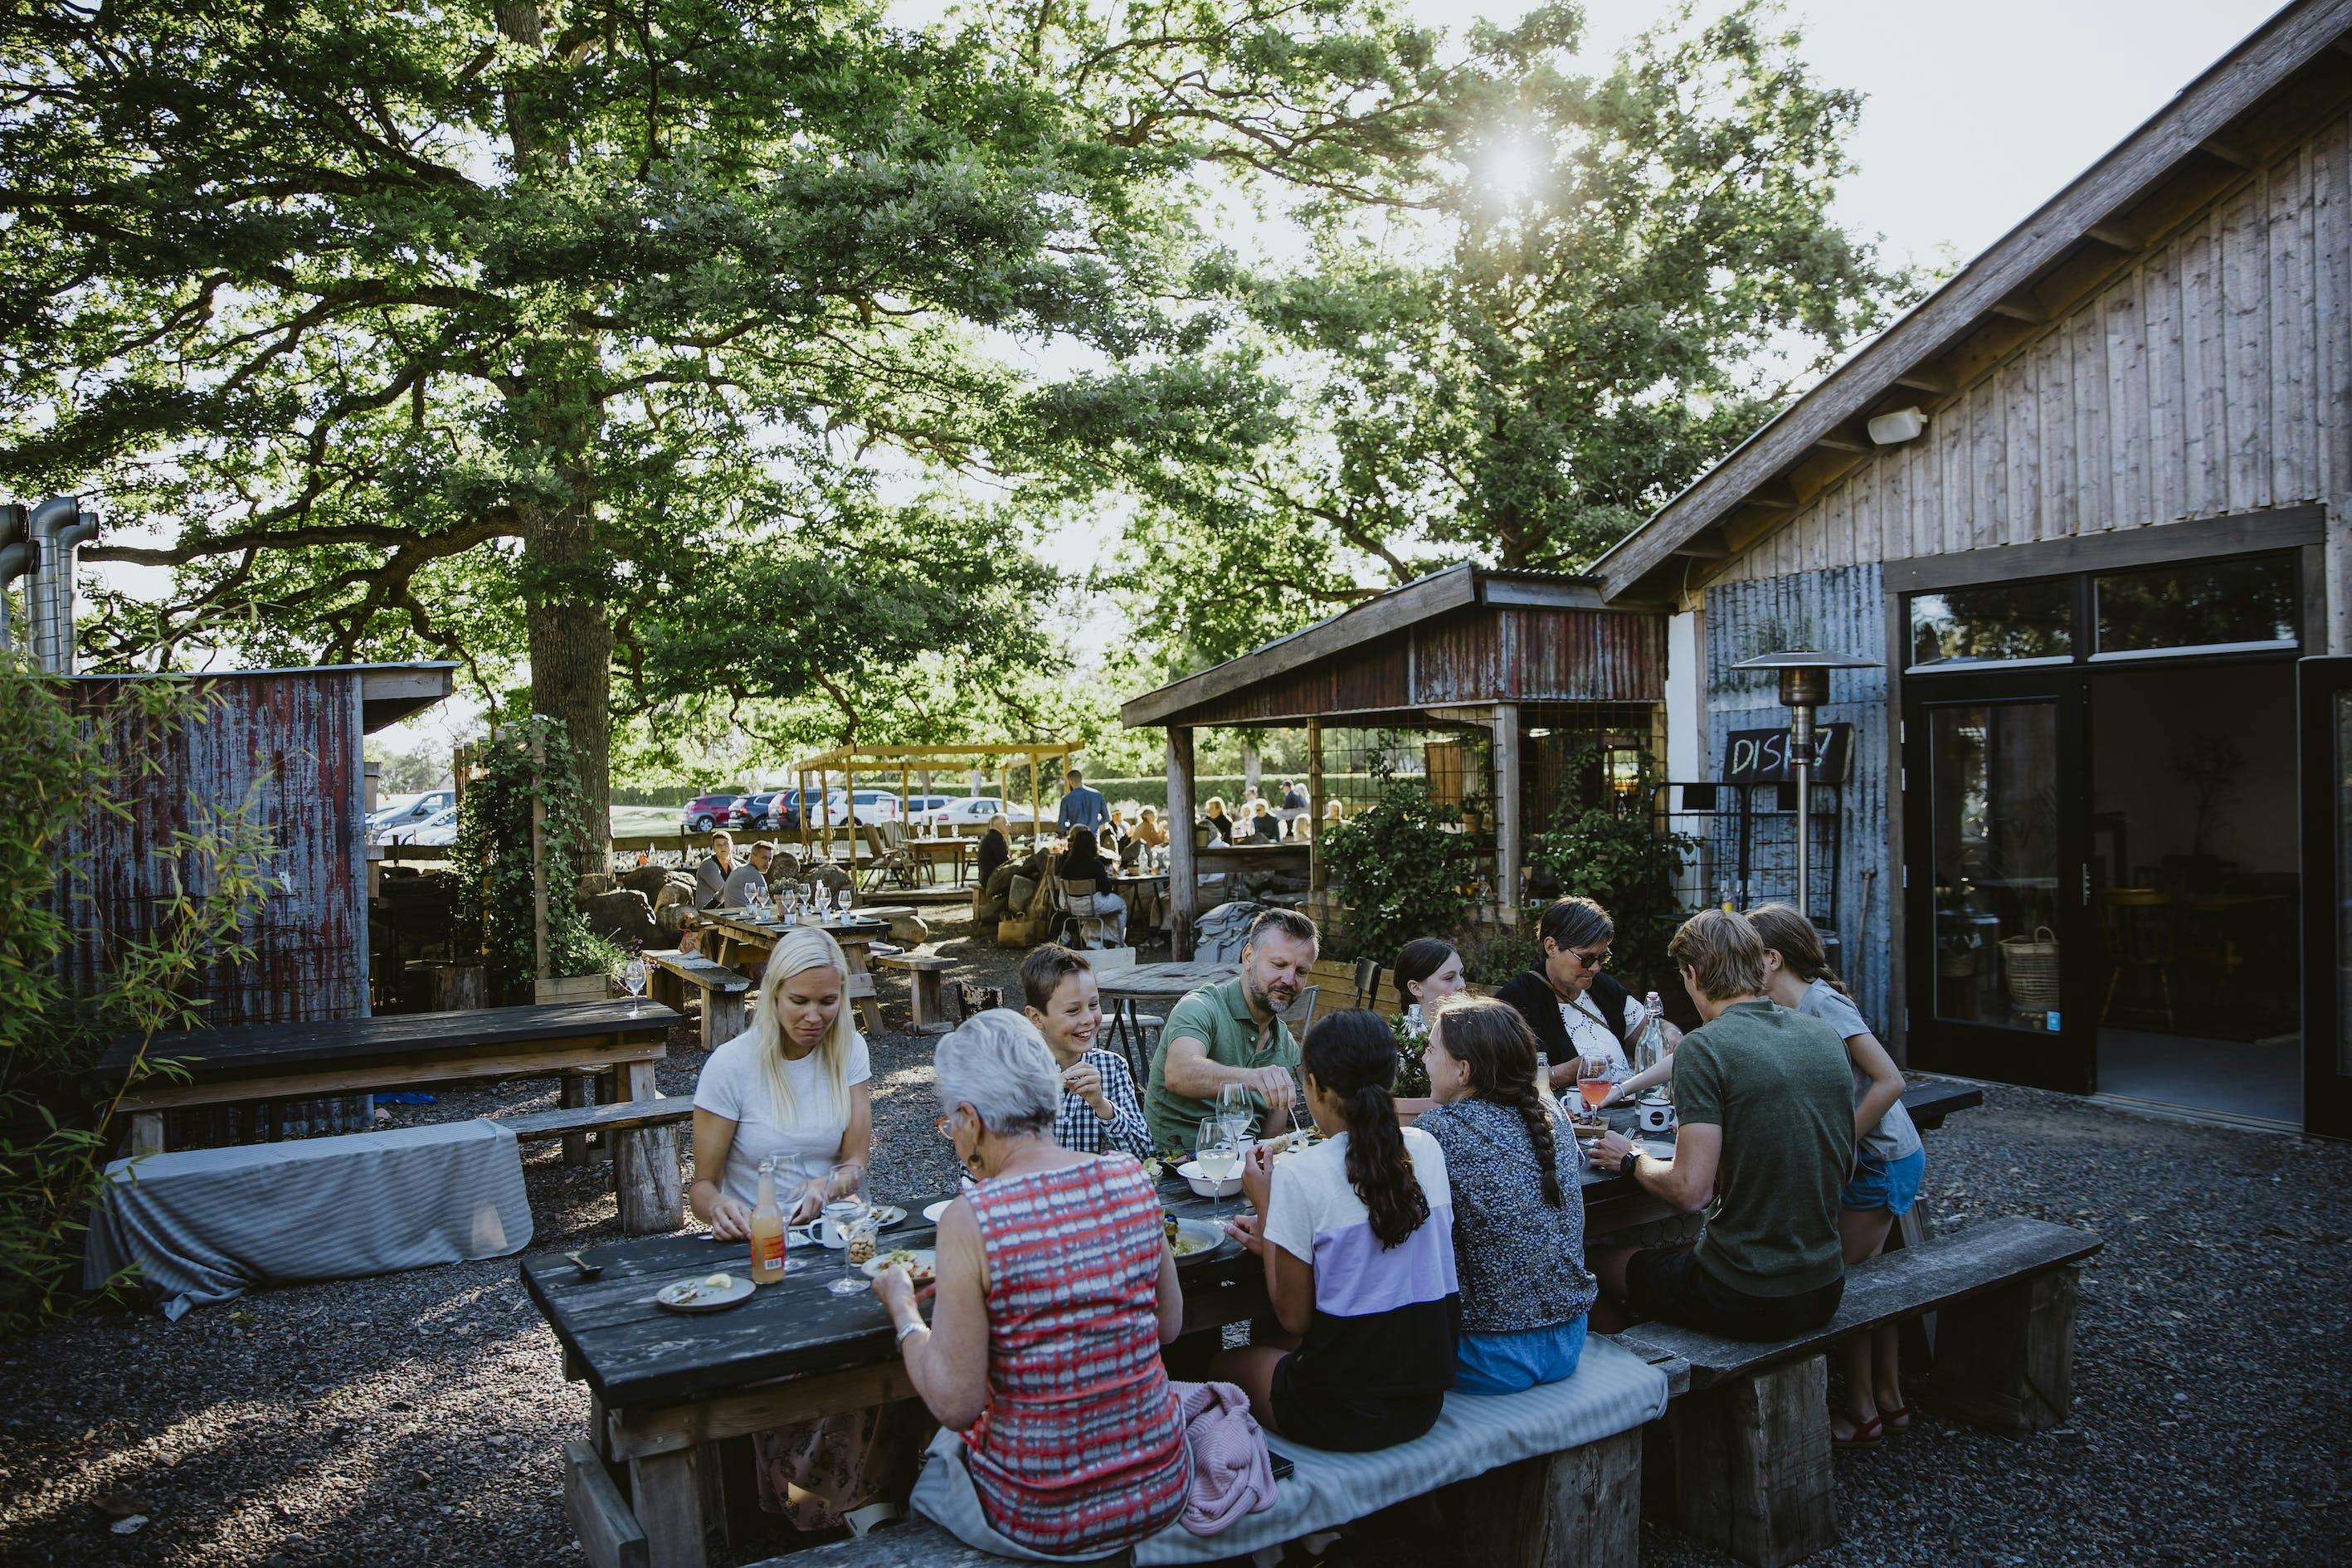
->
<box><xmin>1494</xmin><ymin>967</ymin><xmax>1639</xmax><ymax>1064</ymax></box>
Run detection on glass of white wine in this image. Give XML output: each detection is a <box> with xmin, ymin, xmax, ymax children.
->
<box><xmin>1195</xmin><ymin>1117</ymin><xmax>1238</xmax><ymax>1184</ymax></box>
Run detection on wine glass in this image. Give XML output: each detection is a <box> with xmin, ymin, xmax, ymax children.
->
<box><xmin>1195</xmin><ymin>1118</ymin><xmax>1237</xmax><ymax>1184</ymax></box>
<box><xmin>823</xmin><ymin>1162</ymin><xmax>870</xmax><ymax>1296</ymax></box>
<box><xmin>779</xmin><ymin>885</ymin><xmax>801</xmax><ymax>927</ymax></box>
<box><xmin>1215</xmin><ymin>1081</ymin><xmax>1250</xmax><ymax>1137</ymax></box>
<box><xmin>621</xmin><ymin>954</ymin><xmax>648</xmax><ymax>1016</ymax></box>
<box><xmin>835</xmin><ymin>886</ymin><xmax>853</xmax><ymax>919</ymax></box>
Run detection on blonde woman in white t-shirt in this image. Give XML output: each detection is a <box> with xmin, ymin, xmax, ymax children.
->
<box><xmin>691</xmin><ymin>927</ymin><xmax>874</xmax><ymax>1235</ymax></box>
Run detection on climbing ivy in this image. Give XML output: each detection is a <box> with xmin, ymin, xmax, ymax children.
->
<box><xmin>450</xmin><ymin>716</ymin><xmax>615</xmax><ymax>1005</ymax></box>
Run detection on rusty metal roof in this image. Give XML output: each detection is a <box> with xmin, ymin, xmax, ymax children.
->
<box><xmin>65</xmin><ymin>661</ymin><xmax>457</xmax><ymax>733</ymax></box>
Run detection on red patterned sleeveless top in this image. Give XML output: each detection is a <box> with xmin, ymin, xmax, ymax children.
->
<box><xmin>961</xmin><ymin>1156</ymin><xmax>1190</xmax><ymax>1555</ymax></box>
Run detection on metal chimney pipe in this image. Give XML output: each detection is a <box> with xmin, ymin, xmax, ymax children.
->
<box><xmin>26</xmin><ymin>496</ymin><xmax>92</xmax><ymax>674</ymax></box>
<box><xmin>0</xmin><ymin>504</ymin><xmax>28</xmax><ymax>655</ymax></box>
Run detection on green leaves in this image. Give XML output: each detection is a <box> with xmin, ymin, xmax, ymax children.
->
<box><xmin>1320</xmin><ymin>775</ymin><xmax>1478</xmax><ymax>967</ymax></box>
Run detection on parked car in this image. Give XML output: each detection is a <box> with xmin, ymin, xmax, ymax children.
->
<box><xmin>918</xmin><ymin>796</ymin><xmax>1039</xmax><ymax>830</ymax></box>
<box><xmin>386</xmin><ymin>806</ymin><xmax>458</xmax><ymax>846</ymax></box>
<box><xmin>726</xmin><ymin>790</ymin><xmax>789</xmax><ymax>831</ymax></box>
<box><xmin>679</xmin><ymin>791</ymin><xmax>742</xmax><ymax>833</ymax></box>
<box><xmin>369</xmin><ymin>788</ymin><xmax>454</xmax><ymax>833</ymax></box>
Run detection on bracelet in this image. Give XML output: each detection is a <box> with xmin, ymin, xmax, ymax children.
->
<box><xmin>894</xmin><ymin>1319</ymin><xmax>928</xmax><ymax>1345</ymax></box>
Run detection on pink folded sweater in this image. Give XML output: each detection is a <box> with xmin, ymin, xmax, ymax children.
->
<box><xmin>1170</xmin><ymin>1379</ymin><xmax>1278</xmax><ymax>1534</ymax></box>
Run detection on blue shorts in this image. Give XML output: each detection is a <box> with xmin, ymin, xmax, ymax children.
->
<box><xmin>1842</xmin><ymin>1147</ymin><xmax>1926</xmax><ymax>1215</ymax></box>
<box><xmin>1454</xmin><ymin>1315</ymin><xmax>1587</xmax><ymax>1396</ymax></box>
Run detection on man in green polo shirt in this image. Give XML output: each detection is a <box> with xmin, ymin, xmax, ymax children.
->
<box><xmin>1143</xmin><ymin>908</ymin><xmax>1318</xmax><ymax>1153</ymax></box>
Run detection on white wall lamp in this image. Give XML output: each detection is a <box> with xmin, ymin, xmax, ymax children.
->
<box><xmin>1866</xmin><ymin>406</ymin><xmax>1929</xmax><ymax>446</ymax></box>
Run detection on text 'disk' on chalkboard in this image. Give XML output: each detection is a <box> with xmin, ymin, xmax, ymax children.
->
<box><xmin>1722</xmin><ymin>723</ymin><xmax>1853</xmax><ymax>784</ymax></box>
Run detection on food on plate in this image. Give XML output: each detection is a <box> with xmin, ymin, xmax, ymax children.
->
<box><xmin>1170</xmin><ymin>1230</ymin><xmax>1212</xmax><ymax>1258</ymax></box>
<box><xmin>872</xmin><ymin>1248</ymin><xmax>937</xmax><ymax>1284</ymax></box>
<box><xmin>702</xmin><ymin>1273</ymin><xmax>735</xmax><ymax>1290</ymax></box>
<box><xmin>1163</xmin><ymin>1211</ymin><xmax>1181</xmax><ymax>1245</ymax></box>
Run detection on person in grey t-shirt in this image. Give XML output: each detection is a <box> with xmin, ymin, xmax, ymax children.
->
<box><xmin>1750</xmin><ymin>903</ymin><xmax>1923</xmax><ymax>1449</ymax></box>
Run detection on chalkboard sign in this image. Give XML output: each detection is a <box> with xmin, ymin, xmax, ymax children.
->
<box><xmin>1723</xmin><ymin>723</ymin><xmax>1853</xmax><ymax>784</ymax></box>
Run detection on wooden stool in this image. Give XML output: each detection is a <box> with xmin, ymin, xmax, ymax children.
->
<box><xmin>874</xmin><ymin>952</ymin><xmax>954</xmax><ymax>1034</ymax></box>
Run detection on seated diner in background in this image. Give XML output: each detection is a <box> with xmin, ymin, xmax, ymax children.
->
<box><xmin>1129</xmin><ymin>805</ymin><xmax>1168</xmax><ymax>850</ymax></box>
<box><xmin>1022</xmin><ymin>945</ymin><xmax>1155</xmax><ymax>1161</ymax></box>
<box><xmin>1056</xmin><ymin>825</ymin><xmax>1127</xmax><ymax>939</ymax></box>
<box><xmin>1747</xmin><ymin>902</ymin><xmax>1924</xmax><ymax>1445</ymax></box>
<box><xmin>975</xmin><ymin>813</ymin><xmax>1011</xmax><ymax>888</ymax></box>
<box><xmin>1388</xmin><ymin>936</ymin><xmax>1470</xmax><ymax>1125</ymax></box>
<box><xmin>873</xmin><ymin>1010</ymin><xmax>1190</xmax><ymax>1557</ymax></box>
<box><xmin>1585</xmin><ymin>909</ymin><xmax>1854</xmax><ymax>1340</ymax></box>
<box><xmin>1142</xmin><ymin>908</ymin><xmax>1317</xmax><ymax>1151</ymax></box>
<box><xmin>1200</xmin><ymin>796</ymin><xmax>1235</xmax><ymax>843</ymax></box>
<box><xmin>692</xmin><ymin>830</ymin><xmax>743</xmax><ymax>908</ymax></box>
<box><xmin>1497</xmin><ymin>896</ymin><xmax>1681</xmax><ymax>1095</ymax></box>
<box><xmin>720</xmin><ymin>840</ymin><xmax>774</xmax><ymax>907</ymax></box>
<box><xmin>1417</xmin><ymin>995</ymin><xmax>1595</xmax><ymax>1394</ymax></box>
<box><xmin>1214</xmin><ymin>1010</ymin><xmax>1458</xmax><ymax>1450</ymax></box>
<box><xmin>689</xmin><ymin>928</ymin><xmax>913</xmax><ymax>1530</ymax></box>
<box><xmin>1244</xmin><ymin>799</ymin><xmax>1283</xmax><ymax>842</ymax></box>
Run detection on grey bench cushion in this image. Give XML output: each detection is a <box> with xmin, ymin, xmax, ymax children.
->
<box><xmin>84</xmin><ymin>1120</ymin><xmax>533</xmax><ymax>1320</ymax></box>
<box><xmin>900</xmin><ymin>1334</ymin><xmax>1668</xmax><ymax>1564</ymax></box>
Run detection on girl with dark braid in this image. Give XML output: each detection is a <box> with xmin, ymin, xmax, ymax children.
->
<box><xmin>1415</xmin><ymin>996</ymin><xmax>1598</xmax><ymax>1394</ymax></box>
<box><xmin>1214</xmin><ymin>1010</ymin><xmax>1458</xmax><ymax>1450</ymax></box>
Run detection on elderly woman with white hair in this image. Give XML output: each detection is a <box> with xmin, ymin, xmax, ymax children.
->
<box><xmin>691</xmin><ymin>928</ymin><xmax>910</xmax><ymax>1530</ymax></box>
<box><xmin>873</xmin><ymin>1010</ymin><xmax>1191</xmax><ymax>1558</ymax></box>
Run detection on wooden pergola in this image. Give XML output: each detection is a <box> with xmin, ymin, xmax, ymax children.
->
<box><xmin>786</xmin><ymin>742</ymin><xmax>1079</xmax><ymax>879</ymax></box>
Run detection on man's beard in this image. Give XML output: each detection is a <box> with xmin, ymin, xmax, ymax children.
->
<box><xmin>1246</xmin><ymin>973</ymin><xmax>1297</xmax><ymax>1018</ymax></box>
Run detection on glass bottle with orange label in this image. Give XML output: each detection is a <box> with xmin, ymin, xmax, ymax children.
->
<box><xmin>748</xmin><ymin>1158</ymin><xmax>788</xmax><ymax>1286</ymax></box>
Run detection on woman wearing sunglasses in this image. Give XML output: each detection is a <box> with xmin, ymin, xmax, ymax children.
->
<box><xmin>1495</xmin><ymin>897</ymin><xmax>1678</xmax><ymax>1100</ymax></box>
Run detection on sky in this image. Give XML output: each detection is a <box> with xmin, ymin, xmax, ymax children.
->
<box><xmin>58</xmin><ymin>0</ymin><xmax>2293</xmax><ymax>772</ymax></box>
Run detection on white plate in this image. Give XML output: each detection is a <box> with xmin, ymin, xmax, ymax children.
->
<box><xmin>1168</xmin><ymin>1218</ymin><xmax>1227</xmax><ymax>1260</ymax></box>
<box><xmin>923</xmin><ymin>1200</ymin><xmax>952</xmax><ymax>1224</ymax></box>
<box><xmin>861</xmin><ymin>1247</ymin><xmax>937</xmax><ymax>1283</ymax></box>
<box><xmin>655</xmin><ymin>1274</ymin><xmax>757</xmax><ymax>1313</ymax></box>
<box><xmin>1176</xmin><ymin>1159</ymin><xmax>1244</xmax><ymax>1199</ymax></box>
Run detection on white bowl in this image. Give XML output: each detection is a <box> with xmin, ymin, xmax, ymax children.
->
<box><xmin>1177</xmin><ymin>1159</ymin><xmax>1244</xmax><ymax>1199</ymax></box>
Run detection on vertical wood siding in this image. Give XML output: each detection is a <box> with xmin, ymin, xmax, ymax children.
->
<box><xmin>1721</xmin><ymin>109</ymin><xmax>2352</xmax><ymax>584</ymax></box>
<box><xmin>58</xmin><ymin>672</ymin><xmax>370</xmax><ymax>1028</ymax></box>
<box><xmin>1703</xmin><ymin>567</ymin><xmax>1894</xmax><ymax>1031</ymax></box>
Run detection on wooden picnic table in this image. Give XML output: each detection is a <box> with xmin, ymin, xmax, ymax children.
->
<box><xmin>903</xmin><ymin>835</ymin><xmax>975</xmax><ymax>886</ymax></box>
<box><xmin>529</xmin><ymin>1080</ymin><xmax>1984</xmax><ymax>1567</ymax></box>
<box><xmin>105</xmin><ymin>999</ymin><xmax>684</xmax><ymax>1155</ymax></box>
<box><xmin>699</xmin><ymin>908</ymin><xmax>891</xmax><ymax>1034</ymax></box>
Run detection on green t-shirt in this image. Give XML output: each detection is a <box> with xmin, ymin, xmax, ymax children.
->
<box><xmin>1142</xmin><ymin>977</ymin><xmax>1300</xmax><ymax>1155</ymax></box>
<box><xmin>1671</xmin><ymin>1000</ymin><xmax>1856</xmax><ymax>1298</ymax></box>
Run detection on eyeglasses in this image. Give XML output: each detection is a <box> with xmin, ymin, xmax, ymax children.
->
<box><xmin>933</xmin><ymin>1114</ymin><xmax>956</xmax><ymax>1141</ymax></box>
<box><xmin>1568</xmin><ymin>947</ymin><xmax>1612</xmax><ymax>969</ymax></box>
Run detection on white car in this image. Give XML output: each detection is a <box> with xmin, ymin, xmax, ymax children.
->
<box><xmin>369</xmin><ymin>789</ymin><xmax>454</xmax><ymax>833</ymax></box>
<box><xmin>386</xmin><ymin>806</ymin><xmax>459</xmax><ymax>846</ymax></box>
<box><xmin>918</xmin><ymin>796</ymin><xmax>1040</xmax><ymax>830</ymax></box>
<box><xmin>818</xmin><ymin>788</ymin><xmax>908</xmax><ymax>823</ymax></box>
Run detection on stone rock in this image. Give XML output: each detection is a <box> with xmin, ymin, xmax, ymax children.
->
<box><xmin>884</xmin><ymin>914</ymin><xmax>930</xmax><ymax>946</ymax></box>
<box><xmin>809</xmin><ymin>864</ymin><xmax>853</xmax><ymax>900</ymax></box>
<box><xmin>578</xmin><ymin>889</ymin><xmax>659</xmax><ymax>950</ymax></box>
<box><xmin>575</xmin><ymin>873</ymin><xmax>616</xmax><ymax>899</ymax></box>
<box><xmin>618</xmin><ymin>864</ymin><xmax>675</xmax><ymax>901</ymax></box>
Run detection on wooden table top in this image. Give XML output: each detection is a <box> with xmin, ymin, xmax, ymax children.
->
<box><xmin>1096</xmin><ymin>961</ymin><xmax>1239</xmax><ymax>1001</ymax></box>
<box><xmin>704</xmin><ymin>910</ymin><xmax>888</xmax><ymax>942</ymax></box>
<box><xmin>527</xmin><ymin>1083</ymin><xmax>1982</xmax><ymax>1410</ymax></box>
<box><xmin>100</xmin><ymin>999</ymin><xmax>683</xmax><ymax>1079</ymax></box>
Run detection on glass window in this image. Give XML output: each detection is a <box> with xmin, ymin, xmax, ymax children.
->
<box><xmin>1928</xmin><ymin>702</ymin><xmax>2062</xmax><ymax>1032</ymax></box>
<box><xmin>1908</xmin><ymin>581</ymin><xmax>2073</xmax><ymax>668</ymax></box>
<box><xmin>2094</xmin><ymin>554</ymin><xmax>2297</xmax><ymax>655</ymax></box>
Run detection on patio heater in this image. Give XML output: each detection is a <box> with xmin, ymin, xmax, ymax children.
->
<box><xmin>1729</xmin><ymin>648</ymin><xmax>1876</xmax><ymax>918</ymax></box>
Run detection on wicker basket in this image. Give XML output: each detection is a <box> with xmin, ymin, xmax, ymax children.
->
<box><xmin>1999</xmin><ymin>926</ymin><xmax>2061</xmax><ymax>1010</ymax></box>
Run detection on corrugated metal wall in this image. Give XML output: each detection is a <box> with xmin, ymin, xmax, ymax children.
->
<box><xmin>1721</xmin><ymin>107</ymin><xmax>2351</xmax><ymax>585</ymax></box>
<box><xmin>1704</xmin><ymin>566</ymin><xmax>1895</xmax><ymax>1031</ymax></box>
<box><xmin>59</xmin><ymin>671</ymin><xmax>372</xmax><ymax>1137</ymax></box>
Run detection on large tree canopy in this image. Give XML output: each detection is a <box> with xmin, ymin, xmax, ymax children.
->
<box><xmin>1</xmin><ymin>0</ymin><xmax>1471</xmax><ymax>814</ymax></box>
<box><xmin>1109</xmin><ymin>2</ymin><xmax>1916</xmax><ymax>673</ymax></box>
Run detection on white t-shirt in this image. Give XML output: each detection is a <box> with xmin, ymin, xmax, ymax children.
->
<box><xmin>1557</xmin><ymin>990</ymin><xmax>1643</xmax><ymax>1075</ymax></box>
<box><xmin>1261</xmin><ymin>1127</ymin><xmax>1456</xmax><ymax>1314</ymax></box>
<box><xmin>693</xmin><ymin>1027</ymin><xmax>871</xmax><ymax>1205</ymax></box>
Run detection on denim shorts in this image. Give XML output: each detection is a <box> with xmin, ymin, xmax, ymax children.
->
<box><xmin>1454</xmin><ymin>1315</ymin><xmax>1588</xmax><ymax>1396</ymax></box>
<box><xmin>1842</xmin><ymin>1147</ymin><xmax>1926</xmax><ymax>1215</ymax></box>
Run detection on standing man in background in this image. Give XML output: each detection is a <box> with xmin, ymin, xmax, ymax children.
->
<box><xmin>1057</xmin><ymin>767</ymin><xmax>1109</xmax><ymax>836</ymax></box>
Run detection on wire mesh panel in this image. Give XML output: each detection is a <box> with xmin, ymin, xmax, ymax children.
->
<box><xmin>1652</xmin><ymin>780</ymin><xmax>1843</xmax><ymax>928</ymax></box>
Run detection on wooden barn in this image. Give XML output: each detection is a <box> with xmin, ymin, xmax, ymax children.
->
<box><xmin>1595</xmin><ymin>0</ymin><xmax>2352</xmax><ymax>1137</ymax></box>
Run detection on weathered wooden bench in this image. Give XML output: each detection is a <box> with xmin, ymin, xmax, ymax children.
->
<box><xmin>499</xmin><ymin>1093</ymin><xmax>693</xmax><ymax>1236</ymax></box>
<box><xmin>1619</xmin><ymin>1215</ymin><xmax>2102</xmax><ymax>1568</ymax></box>
<box><xmin>711</xmin><ymin>1341</ymin><xmax>1671</xmax><ymax>1568</ymax></box>
<box><xmin>873</xmin><ymin>951</ymin><xmax>954</xmax><ymax>1034</ymax></box>
<box><xmin>642</xmin><ymin>951</ymin><xmax>752</xmax><ymax>1052</ymax></box>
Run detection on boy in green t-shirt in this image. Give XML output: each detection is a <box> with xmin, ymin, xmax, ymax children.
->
<box><xmin>1586</xmin><ymin>909</ymin><xmax>1854</xmax><ymax>1340</ymax></box>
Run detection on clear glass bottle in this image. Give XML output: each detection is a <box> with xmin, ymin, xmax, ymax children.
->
<box><xmin>1532</xmin><ymin>1051</ymin><xmax>1563</xmax><ymax>1119</ymax></box>
<box><xmin>1634</xmin><ymin>991</ymin><xmax>1669</xmax><ymax>1076</ymax></box>
<box><xmin>747</xmin><ymin>1157</ymin><xmax>787</xmax><ymax>1287</ymax></box>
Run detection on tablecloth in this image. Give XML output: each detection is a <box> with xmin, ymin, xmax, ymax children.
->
<box><xmin>84</xmin><ymin>1119</ymin><xmax>533</xmax><ymax>1319</ymax></box>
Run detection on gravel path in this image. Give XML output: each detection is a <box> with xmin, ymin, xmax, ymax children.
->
<box><xmin>2</xmin><ymin>909</ymin><xmax>2347</xmax><ymax>1567</ymax></box>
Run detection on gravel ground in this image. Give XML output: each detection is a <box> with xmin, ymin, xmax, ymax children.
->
<box><xmin>2</xmin><ymin>908</ymin><xmax>2348</xmax><ymax>1567</ymax></box>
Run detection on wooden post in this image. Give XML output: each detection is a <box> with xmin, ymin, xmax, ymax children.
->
<box><xmin>1029</xmin><ymin>750</ymin><xmax>1040</xmax><ymax>842</ymax></box>
<box><xmin>1306</xmin><ymin>719</ymin><xmax>1327</xmax><ymax>891</ymax></box>
<box><xmin>530</xmin><ymin>730</ymin><xmax>550</xmax><ymax>982</ymax></box>
<box><xmin>615</xmin><ymin>1062</ymin><xmax>683</xmax><ymax>1236</ymax></box>
<box><xmin>1167</xmin><ymin>727</ymin><xmax>1199</xmax><ymax>959</ymax></box>
<box><xmin>1926</xmin><ymin>1264</ymin><xmax>2079</xmax><ymax>1434</ymax></box>
<box><xmin>561</xmin><ymin>1073</ymin><xmax>594</xmax><ymax>1167</ymax></box>
<box><xmin>1671</xmin><ymin>1355</ymin><xmax>1838</xmax><ymax>1568</ymax></box>
<box><xmin>628</xmin><ymin>1448</ymin><xmax>706</xmax><ymax>1568</ymax></box>
<box><xmin>1451</xmin><ymin>1426</ymin><xmax>1642</xmax><ymax>1568</ymax></box>
<box><xmin>1493</xmin><ymin>704</ymin><xmax>1522</xmax><ymax>923</ymax></box>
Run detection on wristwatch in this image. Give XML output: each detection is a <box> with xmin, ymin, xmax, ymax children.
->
<box><xmin>1619</xmin><ymin>1147</ymin><xmax>1643</xmax><ymax>1181</ymax></box>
